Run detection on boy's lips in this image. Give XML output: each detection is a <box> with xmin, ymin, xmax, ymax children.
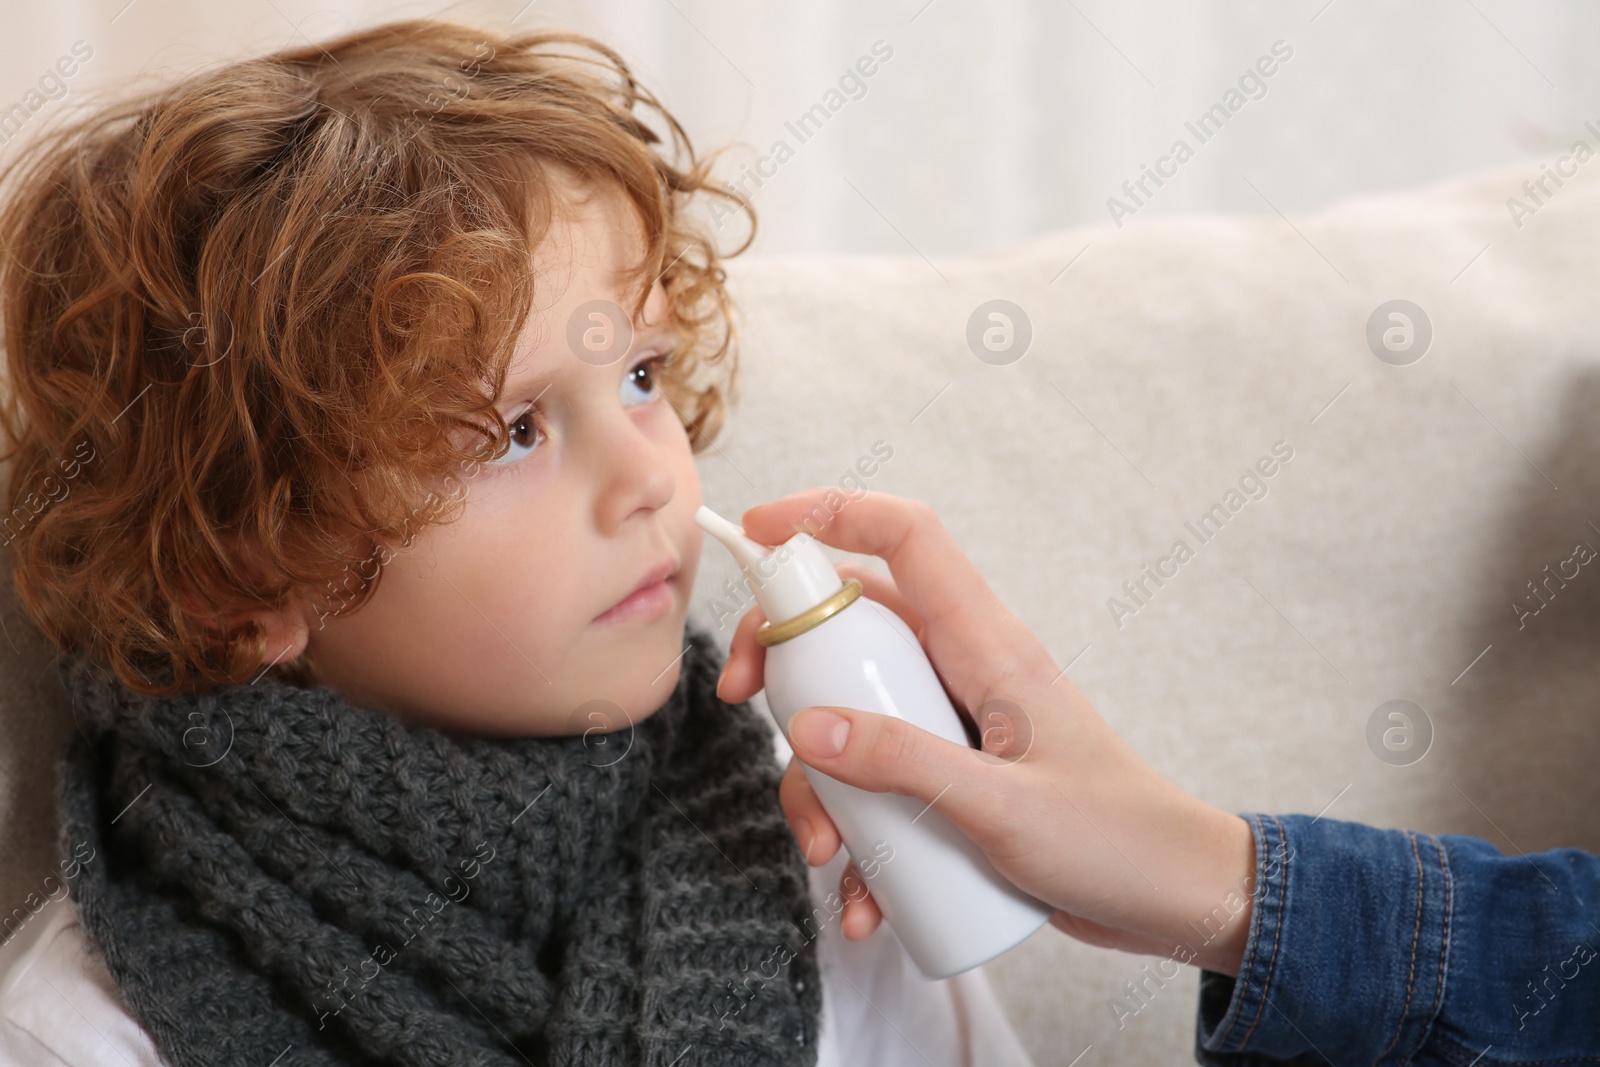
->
<box><xmin>594</xmin><ymin>558</ymin><xmax>679</xmax><ymax>624</ymax></box>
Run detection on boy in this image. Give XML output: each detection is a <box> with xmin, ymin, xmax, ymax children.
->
<box><xmin>0</xmin><ymin>18</ymin><xmax>1034</xmax><ymax>1067</ymax></box>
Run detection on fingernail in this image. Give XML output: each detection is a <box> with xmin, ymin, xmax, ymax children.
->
<box><xmin>792</xmin><ymin>709</ymin><xmax>850</xmax><ymax>758</ymax></box>
<box><xmin>715</xmin><ymin>665</ymin><xmax>729</xmax><ymax>700</ymax></box>
<box><xmin>793</xmin><ymin>816</ymin><xmax>815</xmax><ymax>860</ymax></box>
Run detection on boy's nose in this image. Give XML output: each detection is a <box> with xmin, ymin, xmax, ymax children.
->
<box><xmin>591</xmin><ymin>416</ymin><xmax>676</xmax><ymax>532</ymax></box>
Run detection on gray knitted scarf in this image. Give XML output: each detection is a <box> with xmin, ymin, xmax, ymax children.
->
<box><xmin>53</xmin><ymin>624</ymin><xmax>822</xmax><ymax>1067</ymax></box>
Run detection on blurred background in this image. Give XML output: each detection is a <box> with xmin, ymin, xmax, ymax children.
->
<box><xmin>3</xmin><ymin>0</ymin><xmax>1597</xmax><ymax>257</ymax></box>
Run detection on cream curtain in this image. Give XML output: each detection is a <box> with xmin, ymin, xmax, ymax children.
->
<box><xmin>3</xmin><ymin>0</ymin><xmax>1595</xmax><ymax>256</ymax></box>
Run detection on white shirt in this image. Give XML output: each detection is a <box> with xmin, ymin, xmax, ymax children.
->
<box><xmin>0</xmin><ymin>725</ymin><xmax>1036</xmax><ymax>1067</ymax></box>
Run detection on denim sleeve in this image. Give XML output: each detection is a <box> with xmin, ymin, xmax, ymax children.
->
<box><xmin>1194</xmin><ymin>812</ymin><xmax>1600</xmax><ymax>1066</ymax></box>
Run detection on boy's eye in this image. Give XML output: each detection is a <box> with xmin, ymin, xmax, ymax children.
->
<box><xmin>484</xmin><ymin>353</ymin><xmax>672</xmax><ymax>469</ymax></box>
<box><xmin>622</xmin><ymin>353</ymin><xmax>671</xmax><ymax>406</ymax></box>
<box><xmin>486</xmin><ymin>407</ymin><xmax>544</xmax><ymax>467</ymax></box>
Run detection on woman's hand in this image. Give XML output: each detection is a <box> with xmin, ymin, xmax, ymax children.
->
<box><xmin>715</xmin><ymin>488</ymin><xmax>1258</xmax><ymax>976</ymax></box>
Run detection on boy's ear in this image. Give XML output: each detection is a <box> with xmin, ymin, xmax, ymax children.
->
<box><xmin>225</xmin><ymin>600</ymin><xmax>314</xmax><ymax>671</ymax></box>
<box><xmin>172</xmin><ymin>532</ymin><xmax>317</xmax><ymax>674</ymax></box>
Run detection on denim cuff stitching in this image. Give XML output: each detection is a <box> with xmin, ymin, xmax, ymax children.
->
<box><xmin>1204</xmin><ymin>812</ymin><xmax>1289</xmax><ymax>1053</ymax></box>
<box><xmin>1385</xmin><ymin>832</ymin><xmax>1454</xmax><ymax>1065</ymax></box>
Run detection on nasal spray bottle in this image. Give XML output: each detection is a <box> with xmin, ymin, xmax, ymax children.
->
<box><xmin>695</xmin><ymin>505</ymin><xmax>1053</xmax><ymax>979</ymax></box>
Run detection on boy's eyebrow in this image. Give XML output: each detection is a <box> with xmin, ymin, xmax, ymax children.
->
<box><xmin>498</xmin><ymin>335</ymin><xmax>566</xmax><ymax>397</ymax></box>
<box><xmin>500</xmin><ymin>363</ymin><xmax>557</xmax><ymax>402</ymax></box>
<box><xmin>507</xmin><ymin>378</ymin><xmax>555</xmax><ymax>404</ymax></box>
<box><xmin>497</xmin><ymin>321</ymin><xmax>672</xmax><ymax>400</ymax></box>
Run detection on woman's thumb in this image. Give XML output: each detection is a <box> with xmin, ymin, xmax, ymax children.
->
<box><xmin>786</xmin><ymin>706</ymin><xmax>983</xmax><ymax>806</ymax></box>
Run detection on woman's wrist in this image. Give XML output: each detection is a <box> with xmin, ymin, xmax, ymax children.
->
<box><xmin>1141</xmin><ymin>800</ymin><xmax>1257</xmax><ymax>977</ymax></box>
<box><xmin>1190</xmin><ymin>810</ymin><xmax>1256</xmax><ymax>975</ymax></box>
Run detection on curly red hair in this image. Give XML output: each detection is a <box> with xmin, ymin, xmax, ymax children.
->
<box><xmin>0</xmin><ymin>18</ymin><xmax>754</xmax><ymax>695</ymax></box>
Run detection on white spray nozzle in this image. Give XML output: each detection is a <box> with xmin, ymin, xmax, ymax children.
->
<box><xmin>695</xmin><ymin>504</ymin><xmax>846</xmax><ymax>626</ymax></box>
<box><xmin>693</xmin><ymin>506</ymin><xmax>770</xmax><ymax>572</ymax></box>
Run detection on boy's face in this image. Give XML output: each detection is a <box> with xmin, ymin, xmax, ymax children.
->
<box><xmin>299</xmin><ymin>177</ymin><xmax>705</xmax><ymax>736</ymax></box>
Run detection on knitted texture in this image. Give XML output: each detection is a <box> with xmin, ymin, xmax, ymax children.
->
<box><xmin>54</xmin><ymin>624</ymin><xmax>822</xmax><ymax>1067</ymax></box>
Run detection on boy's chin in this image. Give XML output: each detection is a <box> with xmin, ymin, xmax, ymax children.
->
<box><xmin>561</xmin><ymin>619</ymin><xmax>692</xmax><ymax>732</ymax></box>
<box><xmin>378</xmin><ymin>616</ymin><xmax>697</xmax><ymax>740</ymax></box>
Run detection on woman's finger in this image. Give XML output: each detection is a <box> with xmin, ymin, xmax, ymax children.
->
<box><xmin>739</xmin><ymin>489</ymin><xmax>1055</xmax><ymax>715</ymax></box>
<box><xmin>739</xmin><ymin>489</ymin><xmax>988</xmax><ymax>633</ymax></box>
<box><xmin>715</xmin><ymin>599</ymin><xmax>769</xmax><ymax>704</ymax></box>
<box><xmin>834</xmin><ymin>561</ymin><xmax>979</xmax><ymax>721</ymax></box>
<box><xmin>833</xmin><ymin>562</ymin><xmax>925</xmax><ymax>644</ymax></box>
<box><xmin>778</xmin><ymin>756</ymin><xmax>841</xmax><ymax>865</ymax></box>
<box><xmin>785</xmin><ymin>703</ymin><xmax>1006</xmax><ymax>829</ymax></box>
<box><xmin>839</xmin><ymin>860</ymin><xmax>884</xmax><ymax>940</ymax></box>
<box><xmin>781</xmin><ymin>757</ymin><xmax>884</xmax><ymax>939</ymax></box>
<box><xmin>716</xmin><ymin>562</ymin><xmax>921</xmax><ymax>705</ymax></box>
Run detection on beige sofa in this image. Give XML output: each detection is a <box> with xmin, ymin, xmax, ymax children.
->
<box><xmin>7</xmin><ymin>158</ymin><xmax>1600</xmax><ymax>1064</ymax></box>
